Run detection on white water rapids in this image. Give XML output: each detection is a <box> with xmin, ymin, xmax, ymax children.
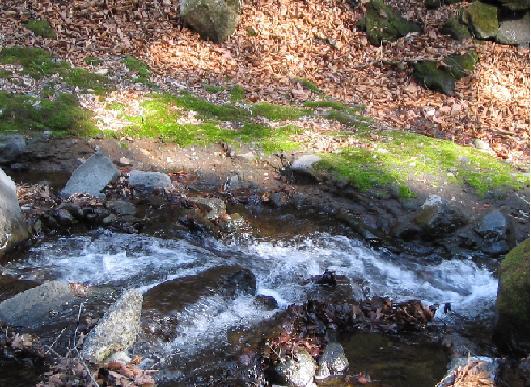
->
<box><xmin>2</xmin><ymin>230</ymin><xmax>498</xmax><ymax>359</ymax></box>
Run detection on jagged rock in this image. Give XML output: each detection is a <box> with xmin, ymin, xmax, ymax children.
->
<box><xmin>82</xmin><ymin>289</ymin><xmax>143</xmax><ymax>363</ymax></box>
<box><xmin>357</xmin><ymin>0</ymin><xmax>421</xmax><ymax>45</ymax></box>
<box><xmin>0</xmin><ymin>168</ymin><xmax>29</xmax><ymax>258</ymax></box>
<box><xmin>187</xmin><ymin>196</ymin><xmax>226</xmax><ymax>220</ymax></box>
<box><xmin>275</xmin><ymin>349</ymin><xmax>317</xmax><ymax>387</ymax></box>
<box><xmin>61</xmin><ymin>152</ymin><xmax>119</xmax><ymax>198</ymax></box>
<box><xmin>461</xmin><ymin>2</ymin><xmax>499</xmax><ymax>39</ymax></box>
<box><xmin>494</xmin><ymin>239</ymin><xmax>529</xmax><ymax>355</ymax></box>
<box><xmin>0</xmin><ymin>134</ymin><xmax>26</xmax><ymax>164</ymax></box>
<box><xmin>441</xmin><ymin>16</ymin><xmax>472</xmax><ymax>41</ymax></box>
<box><xmin>496</xmin><ymin>13</ymin><xmax>530</xmax><ymax>46</ymax></box>
<box><xmin>0</xmin><ymin>281</ymin><xmax>76</xmax><ymax>328</ymax></box>
<box><xmin>413</xmin><ymin>51</ymin><xmax>478</xmax><ymax>95</ymax></box>
<box><xmin>180</xmin><ymin>0</ymin><xmax>242</xmax><ymax>43</ymax></box>
<box><xmin>128</xmin><ymin>170</ymin><xmax>171</xmax><ymax>191</ymax></box>
<box><xmin>254</xmin><ymin>295</ymin><xmax>279</xmax><ymax>310</ymax></box>
<box><xmin>318</xmin><ymin>342</ymin><xmax>349</xmax><ymax>374</ymax></box>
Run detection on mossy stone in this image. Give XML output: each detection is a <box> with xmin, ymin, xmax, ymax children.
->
<box><xmin>443</xmin><ymin>51</ymin><xmax>478</xmax><ymax>79</ymax></box>
<box><xmin>441</xmin><ymin>16</ymin><xmax>472</xmax><ymax>41</ymax></box>
<box><xmin>358</xmin><ymin>0</ymin><xmax>422</xmax><ymax>45</ymax></box>
<box><xmin>23</xmin><ymin>19</ymin><xmax>56</xmax><ymax>39</ymax></box>
<box><xmin>413</xmin><ymin>61</ymin><xmax>456</xmax><ymax>95</ymax></box>
<box><xmin>462</xmin><ymin>1</ymin><xmax>499</xmax><ymax>39</ymax></box>
<box><xmin>180</xmin><ymin>0</ymin><xmax>241</xmax><ymax>43</ymax></box>
<box><xmin>495</xmin><ymin>239</ymin><xmax>530</xmax><ymax>355</ymax></box>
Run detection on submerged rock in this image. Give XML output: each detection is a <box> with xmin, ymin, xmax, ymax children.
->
<box><xmin>318</xmin><ymin>342</ymin><xmax>349</xmax><ymax>374</ymax></box>
<box><xmin>357</xmin><ymin>0</ymin><xmax>421</xmax><ymax>45</ymax></box>
<box><xmin>0</xmin><ymin>168</ymin><xmax>29</xmax><ymax>258</ymax></box>
<box><xmin>461</xmin><ymin>1</ymin><xmax>499</xmax><ymax>39</ymax></box>
<box><xmin>82</xmin><ymin>289</ymin><xmax>143</xmax><ymax>363</ymax></box>
<box><xmin>496</xmin><ymin>13</ymin><xmax>530</xmax><ymax>46</ymax></box>
<box><xmin>128</xmin><ymin>170</ymin><xmax>171</xmax><ymax>192</ymax></box>
<box><xmin>187</xmin><ymin>196</ymin><xmax>226</xmax><ymax>220</ymax></box>
<box><xmin>180</xmin><ymin>0</ymin><xmax>242</xmax><ymax>43</ymax></box>
<box><xmin>494</xmin><ymin>239</ymin><xmax>529</xmax><ymax>355</ymax></box>
<box><xmin>0</xmin><ymin>281</ymin><xmax>76</xmax><ymax>328</ymax></box>
<box><xmin>275</xmin><ymin>349</ymin><xmax>317</xmax><ymax>387</ymax></box>
<box><xmin>60</xmin><ymin>152</ymin><xmax>119</xmax><ymax>198</ymax></box>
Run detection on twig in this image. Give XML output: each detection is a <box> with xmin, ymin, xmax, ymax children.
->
<box><xmin>44</xmin><ymin>327</ymin><xmax>67</xmax><ymax>355</ymax></box>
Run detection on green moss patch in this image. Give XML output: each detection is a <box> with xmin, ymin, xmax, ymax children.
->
<box><xmin>316</xmin><ymin>130</ymin><xmax>528</xmax><ymax>197</ymax></box>
<box><xmin>0</xmin><ymin>47</ymin><xmax>69</xmax><ymax>79</ymax></box>
<box><xmin>0</xmin><ymin>92</ymin><xmax>97</xmax><ymax>135</ymax></box>
<box><xmin>84</xmin><ymin>56</ymin><xmax>103</xmax><ymax>66</ymax></box>
<box><xmin>295</xmin><ymin>78</ymin><xmax>323</xmax><ymax>94</ymax></box>
<box><xmin>441</xmin><ymin>16</ymin><xmax>472</xmax><ymax>41</ymax></box>
<box><xmin>63</xmin><ymin>68</ymin><xmax>111</xmax><ymax>95</ymax></box>
<box><xmin>23</xmin><ymin>19</ymin><xmax>56</xmax><ymax>38</ymax></box>
<box><xmin>461</xmin><ymin>1</ymin><xmax>499</xmax><ymax>39</ymax></box>
<box><xmin>123</xmin><ymin>56</ymin><xmax>151</xmax><ymax>83</ymax></box>
<box><xmin>251</xmin><ymin>102</ymin><xmax>311</xmax><ymax>121</ymax></box>
<box><xmin>229</xmin><ymin>85</ymin><xmax>246</xmax><ymax>102</ymax></box>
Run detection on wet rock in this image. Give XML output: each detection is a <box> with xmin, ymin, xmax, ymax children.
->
<box><xmin>53</xmin><ymin>208</ymin><xmax>76</xmax><ymax>225</ymax></box>
<box><xmin>437</xmin><ymin>357</ymin><xmax>498</xmax><ymax>386</ymax></box>
<box><xmin>60</xmin><ymin>152</ymin><xmax>119</xmax><ymax>198</ymax></box>
<box><xmin>497</xmin><ymin>0</ymin><xmax>529</xmax><ymax>11</ymax></box>
<box><xmin>187</xmin><ymin>196</ymin><xmax>226</xmax><ymax>220</ymax></box>
<box><xmin>476</xmin><ymin>209</ymin><xmax>507</xmax><ymax>239</ymax></box>
<box><xmin>0</xmin><ymin>168</ymin><xmax>29</xmax><ymax>258</ymax></box>
<box><xmin>255</xmin><ymin>295</ymin><xmax>279</xmax><ymax>310</ymax></box>
<box><xmin>496</xmin><ymin>13</ymin><xmax>530</xmax><ymax>46</ymax></box>
<box><xmin>291</xmin><ymin>154</ymin><xmax>321</xmax><ymax>175</ymax></box>
<box><xmin>494</xmin><ymin>239</ymin><xmax>529</xmax><ymax>356</ymax></box>
<box><xmin>461</xmin><ymin>1</ymin><xmax>499</xmax><ymax>39</ymax></box>
<box><xmin>143</xmin><ymin>265</ymin><xmax>256</xmax><ymax>314</ymax></box>
<box><xmin>180</xmin><ymin>0</ymin><xmax>242</xmax><ymax>43</ymax></box>
<box><xmin>107</xmin><ymin>200</ymin><xmax>136</xmax><ymax>216</ymax></box>
<box><xmin>357</xmin><ymin>0</ymin><xmax>421</xmax><ymax>45</ymax></box>
<box><xmin>311</xmin><ymin>271</ymin><xmax>364</xmax><ymax>303</ymax></box>
<box><xmin>0</xmin><ymin>134</ymin><xmax>26</xmax><ymax>163</ymax></box>
<box><xmin>275</xmin><ymin>349</ymin><xmax>317</xmax><ymax>387</ymax></box>
<box><xmin>414</xmin><ymin>195</ymin><xmax>465</xmax><ymax>238</ymax></box>
<box><xmin>441</xmin><ymin>16</ymin><xmax>472</xmax><ymax>41</ymax></box>
<box><xmin>0</xmin><ymin>281</ymin><xmax>76</xmax><ymax>328</ymax></box>
<box><xmin>82</xmin><ymin>289</ymin><xmax>143</xmax><ymax>363</ymax></box>
<box><xmin>318</xmin><ymin>342</ymin><xmax>349</xmax><ymax>375</ymax></box>
<box><xmin>128</xmin><ymin>170</ymin><xmax>171</xmax><ymax>192</ymax></box>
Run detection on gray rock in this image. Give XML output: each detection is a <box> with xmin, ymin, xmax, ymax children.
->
<box><xmin>107</xmin><ymin>200</ymin><xmax>137</xmax><ymax>216</ymax></box>
<box><xmin>187</xmin><ymin>196</ymin><xmax>226</xmax><ymax>220</ymax></box>
<box><xmin>0</xmin><ymin>168</ymin><xmax>29</xmax><ymax>258</ymax></box>
<box><xmin>414</xmin><ymin>196</ymin><xmax>465</xmax><ymax>237</ymax></box>
<box><xmin>53</xmin><ymin>208</ymin><xmax>76</xmax><ymax>225</ymax></box>
<box><xmin>118</xmin><ymin>156</ymin><xmax>132</xmax><ymax>166</ymax></box>
<box><xmin>496</xmin><ymin>13</ymin><xmax>530</xmax><ymax>46</ymax></box>
<box><xmin>180</xmin><ymin>0</ymin><xmax>242</xmax><ymax>43</ymax></box>
<box><xmin>82</xmin><ymin>289</ymin><xmax>143</xmax><ymax>363</ymax></box>
<box><xmin>0</xmin><ymin>281</ymin><xmax>76</xmax><ymax>328</ymax></box>
<box><xmin>291</xmin><ymin>155</ymin><xmax>321</xmax><ymax>175</ymax></box>
<box><xmin>276</xmin><ymin>349</ymin><xmax>317</xmax><ymax>387</ymax></box>
<box><xmin>318</xmin><ymin>342</ymin><xmax>349</xmax><ymax>374</ymax></box>
<box><xmin>437</xmin><ymin>357</ymin><xmax>498</xmax><ymax>387</ymax></box>
<box><xmin>128</xmin><ymin>170</ymin><xmax>171</xmax><ymax>191</ymax></box>
<box><xmin>61</xmin><ymin>152</ymin><xmax>119</xmax><ymax>198</ymax></box>
<box><xmin>476</xmin><ymin>209</ymin><xmax>508</xmax><ymax>239</ymax></box>
<box><xmin>0</xmin><ymin>135</ymin><xmax>26</xmax><ymax>163</ymax></box>
<box><xmin>473</xmin><ymin>138</ymin><xmax>491</xmax><ymax>151</ymax></box>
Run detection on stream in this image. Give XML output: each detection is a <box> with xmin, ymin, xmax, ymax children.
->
<box><xmin>0</xmin><ymin>225</ymin><xmax>499</xmax><ymax>386</ymax></box>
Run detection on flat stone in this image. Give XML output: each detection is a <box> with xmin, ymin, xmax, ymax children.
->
<box><xmin>496</xmin><ymin>13</ymin><xmax>530</xmax><ymax>46</ymax></box>
<box><xmin>107</xmin><ymin>200</ymin><xmax>136</xmax><ymax>216</ymax></box>
<box><xmin>0</xmin><ymin>168</ymin><xmax>29</xmax><ymax>258</ymax></box>
<box><xmin>60</xmin><ymin>152</ymin><xmax>119</xmax><ymax>198</ymax></box>
<box><xmin>82</xmin><ymin>289</ymin><xmax>143</xmax><ymax>363</ymax></box>
<box><xmin>0</xmin><ymin>281</ymin><xmax>76</xmax><ymax>328</ymax></box>
<box><xmin>0</xmin><ymin>135</ymin><xmax>26</xmax><ymax>163</ymax></box>
<box><xmin>128</xmin><ymin>170</ymin><xmax>171</xmax><ymax>191</ymax></box>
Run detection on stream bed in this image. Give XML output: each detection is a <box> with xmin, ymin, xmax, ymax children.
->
<box><xmin>0</xmin><ymin>226</ymin><xmax>499</xmax><ymax>386</ymax></box>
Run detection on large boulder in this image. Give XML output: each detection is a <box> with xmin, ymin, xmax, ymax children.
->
<box><xmin>461</xmin><ymin>2</ymin><xmax>499</xmax><ymax>39</ymax></box>
<box><xmin>82</xmin><ymin>289</ymin><xmax>143</xmax><ymax>363</ymax></box>
<box><xmin>0</xmin><ymin>281</ymin><xmax>76</xmax><ymax>328</ymax></box>
<box><xmin>180</xmin><ymin>0</ymin><xmax>242</xmax><ymax>43</ymax></box>
<box><xmin>0</xmin><ymin>134</ymin><xmax>26</xmax><ymax>164</ymax></box>
<box><xmin>413</xmin><ymin>51</ymin><xmax>478</xmax><ymax>95</ymax></box>
<box><xmin>496</xmin><ymin>12</ymin><xmax>530</xmax><ymax>46</ymax></box>
<box><xmin>0</xmin><ymin>168</ymin><xmax>29</xmax><ymax>258</ymax></box>
<box><xmin>475</xmin><ymin>209</ymin><xmax>510</xmax><ymax>255</ymax></box>
<box><xmin>494</xmin><ymin>239</ymin><xmax>529</xmax><ymax>356</ymax></box>
<box><xmin>357</xmin><ymin>0</ymin><xmax>421</xmax><ymax>46</ymax></box>
<box><xmin>60</xmin><ymin>152</ymin><xmax>119</xmax><ymax>199</ymax></box>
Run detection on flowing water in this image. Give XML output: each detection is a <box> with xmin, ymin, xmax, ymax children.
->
<box><xmin>1</xmin><ymin>228</ymin><xmax>499</xmax><ymax>385</ymax></box>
